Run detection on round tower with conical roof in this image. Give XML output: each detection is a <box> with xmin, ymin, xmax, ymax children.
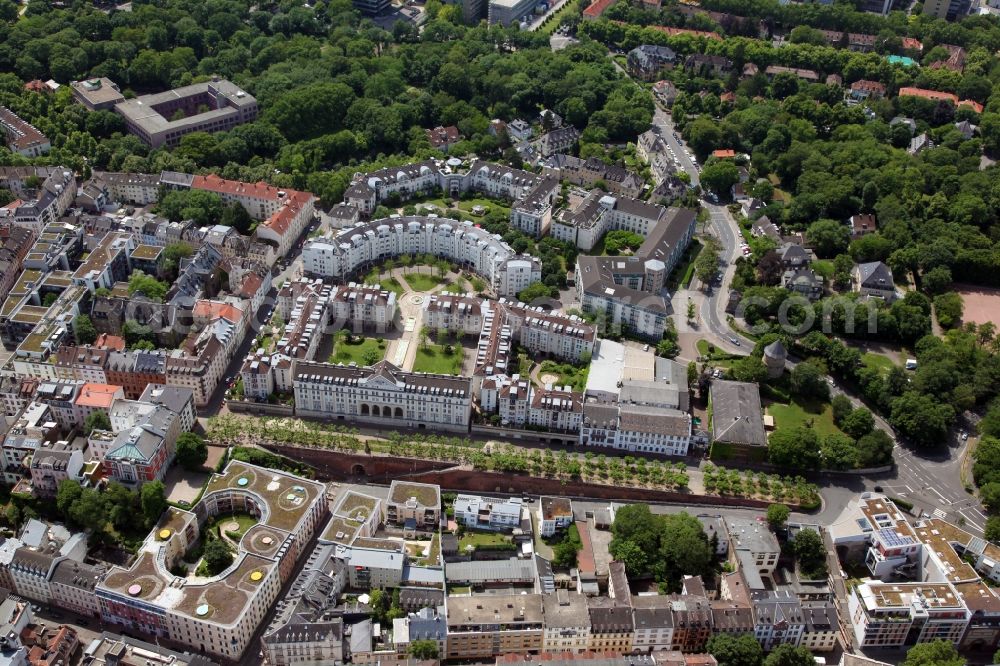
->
<box><xmin>763</xmin><ymin>340</ymin><xmax>787</xmax><ymax>379</ymax></box>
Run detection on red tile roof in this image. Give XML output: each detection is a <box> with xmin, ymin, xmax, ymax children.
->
<box><xmin>712</xmin><ymin>149</ymin><xmax>736</xmax><ymax>158</ymax></box>
<box><xmin>193</xmin><ymin>300</ymin><xmax>244</xmax><ymax>323</ymax></box>
<box><xmin>898</xmin><ymin>86</ymin><xmax>958</xmax><ymax>104</ymax></box>
<box><xmin>75</xmin><ymin>383</ymin><xmax>123</xmax><ymax>409</ymax></box>
<box><xmin>850</xmin><ymin>79</ymin><xmax>886</xmax><ymax>94</ymax></box>
<box><xmin>902</xmin><ymin>37</ymin><xmax>923</xmax><ymax>51</ymax></box>
<box><xmin>720</xmin><ymin>91</ymin><xmax>735</xmax><ymax>103</ymax></box>
<box><xmin>192</xmin><ymin>174</ymin><xmax>285</xmax><ymax>201</ymax></box>
<box><xmin>583</xmin><ymin>0</ymin><xmax>615</xmax><ymax>18</ymax></box>
<box><xmin>94</xmin><ymin>333</ymin><xmax>126</xmax><ymax>351</ymax></box>
<box><xmin>239</xmin><ymin>273</ymin><xmax>264</xmax><ymax>299</ymax></box>
<box><xmin>426</xmin><ymin>125</ymin><xmax>461</xmax><ymax>149</ymax></box>
<box><xmin>263</xmin><ymin>190</ymin><xmax>313</xmax><ymax>237</ymax></box>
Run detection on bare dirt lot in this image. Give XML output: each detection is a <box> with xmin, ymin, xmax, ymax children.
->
<box><xmin>955</xmin><ymin>283</ymin><xmax>1000</xmax><ymax>328</ymax></box>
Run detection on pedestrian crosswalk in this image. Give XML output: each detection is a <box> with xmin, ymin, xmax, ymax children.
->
<box><xmin>933</xmin><ymin>508</ymin><xmax>947</xmax><ymax>519</ymax></box>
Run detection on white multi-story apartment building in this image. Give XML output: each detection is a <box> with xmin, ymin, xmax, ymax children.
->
<box><xmin>0</xmin><ymin>168</ymin><xmax>76</xmax><ymax>233</ymax></box>
<box><xmin>848</xmin><ymin>582</ymin><xmax>970</xmax><ymax>649</ymax></box>
<box><xmin>96</xmin><ymin>461</ymin><xmax>328</xmax><ymax>661</ymax></box>
<box><xmin>830</xmin><ymin>493</ymin><xmax>1000</xmax><ymax>651</ymax></box>
<box><xmin>424</xmin><ymin>294</ymin><xmax>484</xmax><ymax>335</ymax></box>
<box><xmin>453</xmin><ymin>494</ymin><xmax>523</xmax><ymax>531</ymax></box>
<box><xmin>385</xmin><ymin>480</ymin><xmax>440</xmax><ymax>528</ymax></box>
<box><xmin>580</xmin><ymin>402</ymin><xmax>693</xmax><ymax>456</ymax></box>
<box><xmin>500</xmin><ymin>301</ymin><xmax>596</xmax><ymax>362</ymax></box>
<box><xmin>293</xmin><ymin>360</ymin><xmax>471</xmax><ymax>432</ymax></box>
<box><xmin>302</xmin><ymin>217</ymin><xmax>541</xmax><ymax>298</ymax></box>
<box><xmin>538</xmin><ymin>497</ymin><xmax>573</xmax><ymax>538</ymax></box>
<box><xmin>329</xmin><ymin>283</ymin><xmax>397</xmax><ymax>334</ymax></box>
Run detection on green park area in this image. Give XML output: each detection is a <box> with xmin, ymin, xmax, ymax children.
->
<box><xmin>415</xmin><ymin>197</ymin><xmax>511</xmax><ymax>218</ymax></box>
<box><xmin>402</xmin><ymin>273</ymin><xmax>444</xmax><ymax>292</ymax></box>
<box><xmin>538</xmin><ymin>360</ymin><xmax>589</xmax><ymax>391</ymax></box>
<box><xmin>414</xmin><ymin>344</ymin><xmax>463</xmax><ymax>375</ymax></box>
<box><xmin>330</xmin><ymin>336</ymin><xmax>386</xmax><ymax>366</ymax></box>
<box><xmin>768</xmin><ymin>398</ymin><xmax>842</xmax><ymax>437</ymax></box>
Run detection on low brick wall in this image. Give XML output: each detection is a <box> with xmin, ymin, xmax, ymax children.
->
<box><xmin>227</xmin><ymin>400</ymin><xmax>294</xmax><ymax>416</ymax></box>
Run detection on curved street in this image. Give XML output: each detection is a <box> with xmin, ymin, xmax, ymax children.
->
<box><xmin>652</xmin><ymin>105</ymin><xmax>986</xmax><ymax>534</ymax></box>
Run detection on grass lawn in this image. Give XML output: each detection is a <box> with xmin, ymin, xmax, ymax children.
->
<box><xmin>330</xmin><ymin>337</ymin><xmax>387</xmax><ymax>366</ymax></box>
<box><xmin>402</xmin><ymin>272</ymin><xmax>444</xmax><ymax>292</ymax></box>
<box><xmin>458</xmin><ymin>531</ymin><xmax>511</xmax><ymax>551</ymax></box>
<box><xmin>442</xmin><ymin>278</ymin><xmax>469</xmax><ymax>294</ymax></box>
<box><xmin>363</xmin><ymin>273</ymin><xmax>404</xmax><ymax>298</ymax></box>
<box><xmin>539</xmin><ymin>360</ymin><xmax>589</xmax><ymax>391</ymax></box>
<box><xmin>216</xmin><ymin>512</ymin><xmax>257</xmax><ymax>539</ymax></box>
<box><xmin>413</xmin><ymin>344</ymin><xmax>463</xmax><ymax>375</ymax></box>
<box><xmin>416</xmin><ymin>197</ymin><xmax>511</xmax><ymax>218</ymax></box>
<box><xmin>862</xmin><ymin>352</ymin><xmax>897</xmax><ymax>376</ymax></box>
<box><xmin>697</xmin><ymin>339</ymin><xmax>712</xmax><ymax>356</ymax></box>
<box><xmin>768</xmin><ymin>398</ymin><xmax>842</xmax><ymax>437</ymax></box>
<box><xmin>670</xmin><ymin>239</ymin><xmax>703</xmax><ymax>290</ymax></box>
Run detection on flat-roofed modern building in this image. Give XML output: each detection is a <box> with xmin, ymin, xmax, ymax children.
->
<box><xmin>487</xmin><ymin>0</ymin><xmax>537</xmax><ymax>25</ymax></box>
<box><xmin>453</xmin><ymin>494</ymin><xmax>523</xmax><ymax>531</ymax></box>
<box><xmin>386</xmin><ymin>480</ymin><xmax>441</xmax><ymax>528</ymax></box>
<box><xmin>114</xmin><ymin>79</ymin><xmax>257</xmax><ymax>148</ymax></box>
<box><xmin>446</xmin><ymin>594</ymin><xmax>544</xmax><ymax>658</ymax></box>
<box><xmin>70</xmin><ymin>78</ymin><xmax>124</xmax><ymax>111</ymax></box>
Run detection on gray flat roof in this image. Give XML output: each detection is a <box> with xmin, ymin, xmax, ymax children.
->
<box><xmin>445</xmin><ymin>557</ymin><xmax>535</xmax><ymax>584</ymax></box>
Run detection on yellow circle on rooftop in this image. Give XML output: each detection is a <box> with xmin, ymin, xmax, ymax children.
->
<box><xmin>158</xmin><ymin>529</ymin><xmax>171</xmax><ymax>539</ymax></box>
<box><xmin>250</xmin><ymin>571</ymin><xmax>263</xmax><ymax>582</ymax></box>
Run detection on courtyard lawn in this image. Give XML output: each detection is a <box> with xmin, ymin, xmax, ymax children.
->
<box><xmin>768</xmin><ymin>398</ymin><xmax>842</xmax><ymax>437</ymax></box>
<box><xmin>402</xmin><ymin>272</ymin><xmax>444</xmax><ymax>292</ymax></box>
<box><xmin>330</xmin><ymin>337</ymin><xmax>387</xmax><ymax>366</ymax></box>
<box><xmin>415</xmin><ymin>197</ymin><xmax>511</xmax><ymax>218</ymax></box>
<box><xmin>442</xmin><ymin>278</ymin><xmax>469</xmax><ymax>294</ymax></box>
<box><xmin>363</xmin><ymin>272</ymin><xmax>404</xmax><ymax>298</ymax></box>
<box><xmin>862</xmin><ymin>352</ymin><xmax>897</xmax><ymax>377</ymax></box>
<box><xmin>216</xmin><ymin>512</ymin><xmax>257</xmax><ymax>539</ymax></box>
<box><xmin>458</xmin><ymin>531</ymin><xmax>511</xmax><ymax>552</ymax></box>
<box><xmin>413</xmin><ymin>344</ymin><xmax>463</xmax><ymax>375</ymax></box>
<box><xmin>539</xmin><ymin>360</ymin><xmax>589</xmax><ymax>392</ymax></box>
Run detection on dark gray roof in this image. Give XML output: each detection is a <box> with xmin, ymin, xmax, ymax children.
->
<box><xmin>543</xmin><ymin>590</ymin><xmax>590</xmax><ymax>627</ymax></box>
<box><xmin>763</xmin><ymin>340</ymin><xmax>787</xmax><ymax>360</ymax></box>
<box><xmin>856</xmin><ymin>261</ymin><xmax>894</xmax><ymax>289</ymax></box>
<box><xmin>710</xmin><ymin>380</ymin><xmax>766</xmax><ymax>447</ymax></box>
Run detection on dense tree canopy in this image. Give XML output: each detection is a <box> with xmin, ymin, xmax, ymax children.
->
<box><xmin>609</xmin><ymin>505</ymin><xmax>713</xmax><ymax>590</ymax></box>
